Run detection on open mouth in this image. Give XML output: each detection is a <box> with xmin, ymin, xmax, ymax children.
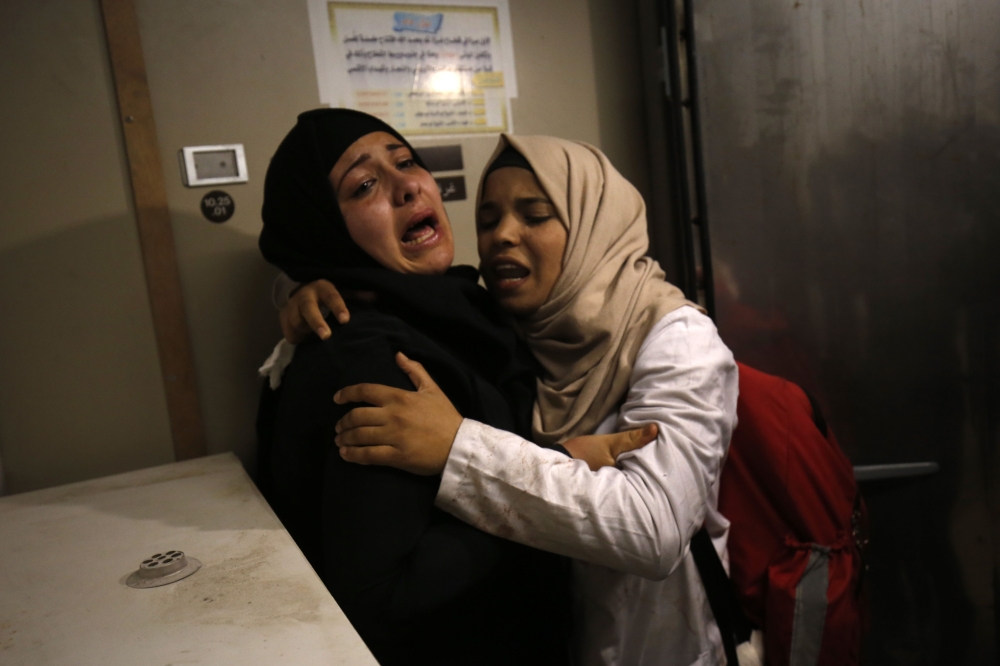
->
<box><xmin>491</xmin><ymin>261</ymin><xmax>531</xmax><ymax>289</ymax></box>
<box><xmin>402</xmin><ymin>212</ymin><xmax>439</xmax><ymax>246</ymax></box>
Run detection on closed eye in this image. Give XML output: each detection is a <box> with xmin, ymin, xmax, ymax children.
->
<box><xmin>525</xmin><ymin>215</ymin><xmax>552</xmax><ymax>225</ymax></box>
<box><xmin>477</xmin><ymin>202</ymin><xmax>500</xmax><ymax>230</ymax></box>
<box><xmin>476</xmin><ymin>214</ymin><xmax>499</xmax><ymax>231</ymax></box>
<box><xmin>518</xmin><ymin>198</ymin><xmax>556</xmax><ymax>226</ymax></box>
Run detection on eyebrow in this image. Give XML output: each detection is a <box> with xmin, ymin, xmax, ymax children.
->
<box><xmin>336</xmin><ymin>143</ymin><xmax>411</xmax><ymax>193</ymax></box>
<box><xmin>336</xmin><ymin>153</ymin><xmax>371</xmax><ymax>193</ymax></box>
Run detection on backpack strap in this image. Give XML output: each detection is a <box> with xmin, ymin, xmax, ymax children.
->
<box><xmin>691</xmin><ymin>527</ymin><xmax>754</xmax><ymax>666</ymax></box>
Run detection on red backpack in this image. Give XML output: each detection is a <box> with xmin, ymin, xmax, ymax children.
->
<box><xmin>691</xmin><ymin>362</ymin><xmax>868</xmax><ymax>666</ymax></box>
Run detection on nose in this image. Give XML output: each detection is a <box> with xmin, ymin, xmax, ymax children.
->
<box><xmin>490</xmin><ymin>212</ymin><xmax>522</xmax><ymax>248</ymax></box>
<box><xmin>391</xmin><ymin>168</ymin><xmax>423</xmax><ymax>206</ymax></box>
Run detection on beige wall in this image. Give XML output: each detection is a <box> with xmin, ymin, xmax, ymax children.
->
<box><xmin>0</xmin><ymin>0</ymin><xmax>650</xmax><ymax>493</ymax></box>
<box><xmin>134</xmin><ymin>0</ymin><xmax>315</xmax><ymax>466</ymax></box>
<box><xmin>587</xmin><ymin>0</ymin><xmax>651</xmax><ymax>204</ymax></box>
<box><xmin>0</xmin><ymin>0</ymin><xmax>175</xmax><ymax>493</ymax></box>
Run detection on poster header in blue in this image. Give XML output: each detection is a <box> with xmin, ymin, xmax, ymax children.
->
<box><xmin>393</xmin><ymin>12</ymin><xmax>443</xmax><ymax>34</ymax></box>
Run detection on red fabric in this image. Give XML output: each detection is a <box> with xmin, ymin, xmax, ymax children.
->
<box><xmin>719</xmin><ymin>363</ymin><xmax>864</xmax><ymax>666</ymax></box>
<box><xmin>763</xmin><ymin>545</ymin><xmax>810</xmax><ymax>665</ymax></box>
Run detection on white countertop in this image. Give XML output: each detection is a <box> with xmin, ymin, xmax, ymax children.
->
<box><xmin>0</xmin><ymin>453</ymin><xmax>378</xmax><ymax>665</ymax></box>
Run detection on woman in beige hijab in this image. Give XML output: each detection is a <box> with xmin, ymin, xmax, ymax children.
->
<box><xmin>330</xmin><ymin>134</ymin><xmax>740</xmax><ymax>666</ymax></box>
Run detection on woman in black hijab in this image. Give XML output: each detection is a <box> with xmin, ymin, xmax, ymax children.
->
<box><xmin>256</xmin><ymin>109</ymin><xmax>570</xmax><ymax>665</ymax></box>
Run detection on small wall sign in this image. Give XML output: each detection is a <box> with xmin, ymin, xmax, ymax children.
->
<box><xmin>201</xmin><ymin>190</ymin><xmax>235</xmax><ymax>223</ymax></box>
<box><xmin>179</xmin><ymin>144</ymin><xmax>248</xmax><ymax>187</ymax></box>
<box><xmin>417</xmin><ymin>145</ymin><xmax>464</xmax><ymax>172</ymax></box>
<box><xmin>435</xmin><ymin>176</ymin><xmax>466</xmax><ymax>202</ymax></box>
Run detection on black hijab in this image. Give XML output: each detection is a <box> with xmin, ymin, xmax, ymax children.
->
<box><xmin>257</xmin><ymin>109</ymin><xmax>539</xmax><ymax>415</ymax></box>
<box><xmin>259</xmin><ymin>108</ymin><xmax>427</xmax><ymax>278</ymax></box>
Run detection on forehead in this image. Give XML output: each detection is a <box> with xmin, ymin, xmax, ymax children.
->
<box><xmin>482</xmin><ymin>167</ymin><xmax>546</xmax><ymax>201</ymax></box>
<box><xmin>346</xmin><ymin>131</ymin><xmax>402</xmax><ymax>154</ymax></box>
<box><xmin>332</xmin><ymin>131</ymin><xmax>408</xmax><ymax>174</ymax></box>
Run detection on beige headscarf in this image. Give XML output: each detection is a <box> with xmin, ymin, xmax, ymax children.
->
<box><xmin>479</xmin><ymin>134</ymin><xmax>699</xmax><ymax>446</ymax></box>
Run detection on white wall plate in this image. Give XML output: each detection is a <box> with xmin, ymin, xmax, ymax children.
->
<box><xmin>179</xmin><ymin>144</ymin><xmax>249</xmax><ymax>187</ymax></box>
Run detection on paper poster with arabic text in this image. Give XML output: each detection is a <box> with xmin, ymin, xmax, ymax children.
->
<box><xmin>308</xmin><ymin>0</ymin><xmax>517</xmax><ymax>135</ymax></box>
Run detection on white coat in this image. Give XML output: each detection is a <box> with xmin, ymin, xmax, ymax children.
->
<box><xmin>436</xmin><ymin>306</ymin><xmax>739</xmax><ymax>666</ymax></box>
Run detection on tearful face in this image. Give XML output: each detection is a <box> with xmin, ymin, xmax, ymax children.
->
<box><xmin>476</xmin><ymin>167</ymin><xmax>567</xmax><ymax>317</ymax></box>
<box><xmin>331</xmin><ymin>131</ymin><xmax>454</xmax><ymax>275</ymax></box>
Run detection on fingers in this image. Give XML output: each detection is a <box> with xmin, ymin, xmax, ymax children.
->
<box><xmin>633</xmin><ymin>423</ymin><xmax>659</xmax><ymax>446</ymax></box>
<box><xmin>334</xmin><ymin>383</ymin><xmax>408</xmax><ymax>406</ymax></box>
<box><xmin>280</xmin><ymin>302</ymin><xmax>310</xmax><ymax>344</ymax></box>
<box><xmin>338</xmin><ymin>444</ymin><xmax>401</xmax><ymax>467</ymax></box>
<box><xmin>290</xmin><ymin>280</ymin><xmax>344</xmax><ymax>341</ymax></box>
<box><xmin>615</xmin><ymin>423</ymin><xmax>659</xmax><ymax>458</ymax></box>
<box><xmin>395</xmin><ymin>352</ymin><xmax>442</xmax><ymax>393</ymax></box>
<box><xmin>334</xmin><ymin>425</ymin><xmax>391</xmax><ymax>447</ymax></box>
<box><xmin>315</xmin><ymin>280</ymin><xmax>350</xmax><ymax>325</ymax></box>
<box><xmin>561</xmin><ymin>434</ymin><xmax>611</xmax><ymax>471</ymax></box>
<box><xmin>301</xmin><ymin>294</ymin><xmax>331</xmax><ymax>340</ymax></box>
<box><xmin>335</xmin><ymin>406</ymin><xmax>386</xmax><ymax>434</ymax></box>
<box><xmin>280</xmin><ymin>312</ymin><xmax>300</xmax><ymax>344</ymax></box>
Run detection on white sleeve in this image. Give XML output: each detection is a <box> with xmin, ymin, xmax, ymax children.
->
<box><xmin>435</xmin><ymin>307</ymin><xmax>738</xmax><ymax>580</ymax></box>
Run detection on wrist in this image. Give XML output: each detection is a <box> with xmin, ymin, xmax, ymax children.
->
<box><xmin>440</xmin><ymin>416</ymin><xmax>463</xmax><ymax>468</ymax></box>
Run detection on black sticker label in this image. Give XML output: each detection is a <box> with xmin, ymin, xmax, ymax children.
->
<box><xmin>201</xmin><ymin>190</ymin><xmax>235</xmax><ymax>223</ymax></box>
<box><xmin>435</xmin><ymin>176</ymin><xmax>466</xmax><ymax>201</ymax></box>
<box><xmin>417</xmin><ymin>145</ymin><xmax>464</xmax><ymax>172</ymax></box>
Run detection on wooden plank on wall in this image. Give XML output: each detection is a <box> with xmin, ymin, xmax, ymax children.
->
<box><xmin>99</xmin><ymin>0</ymin><xmax>207</xmax><ymax>460</ymax></box>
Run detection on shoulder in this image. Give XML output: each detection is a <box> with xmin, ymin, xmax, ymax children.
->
<box><xmin>637</xmin><ymin>305</ymin><xmax>730</xmax><ymax>361</ymax></box>
<box><xmin>629</xmin><ymin>305</ymin><xmax>738</xmax><ymax>396</ymax></box>
<box><xmin>328</xmin><ymin>308</ymin><xmax>418</xmax><ymax>354</ymax></box>
<box><xmin>287</xmin><ymin>309</ymin><xmax>420</xmax><ymax>392</ymax></box>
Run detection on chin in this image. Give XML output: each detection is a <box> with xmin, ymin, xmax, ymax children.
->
<box><xmin>491</xmin><ymin>291</ymin><xmax>536</xmax><ymax>318</ymax></box>
<box><xmin>410</xmin><ymin>247</ymin><xmax>454</xmax><ymax>275</ymax></box>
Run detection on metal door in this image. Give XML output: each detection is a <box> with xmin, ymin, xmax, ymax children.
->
<box><xmin>656</xmin><ymin>0</ymin><xmax>1000</xmax><ymax>662</ymax></box>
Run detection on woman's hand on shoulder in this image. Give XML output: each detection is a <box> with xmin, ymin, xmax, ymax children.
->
<box><xmin>333</xmin><ymin>352</ymin><xmax>463</xmax><ymax>475</ymax></box>
<box><xmin>562</xmin><ymin>424</ymin><xmax>659</xmax><ymax>471</ymax></box>
<box><xmin>280</xmin><ymin>279</ymin><xmax>351</xmax><ymax>343</ymax></box>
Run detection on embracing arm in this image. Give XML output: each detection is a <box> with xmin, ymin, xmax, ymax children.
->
<box><xmin>276</xmin><ymin>322</ymin><xmax>516</xmax><ymax>637</ymax></box>
<box><xmin>435</xmin><ymin>308</ymin><xmax>738</xmax><ymax>579</ymax></box>
<box><xmin>276</xmin><ymin>277</ymin><xmax>352</xmax><ymax>343</ymax></box>
<box><xmin>336</xmin><ymin>352</ymin><xmax>658</xmax><ymax>473</ymax></box>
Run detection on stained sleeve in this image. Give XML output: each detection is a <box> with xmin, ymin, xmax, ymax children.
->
<box><xmin>435</xmin><ymin>307</ymin><xmax>739</xmax><ymax>580</ymax></box>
